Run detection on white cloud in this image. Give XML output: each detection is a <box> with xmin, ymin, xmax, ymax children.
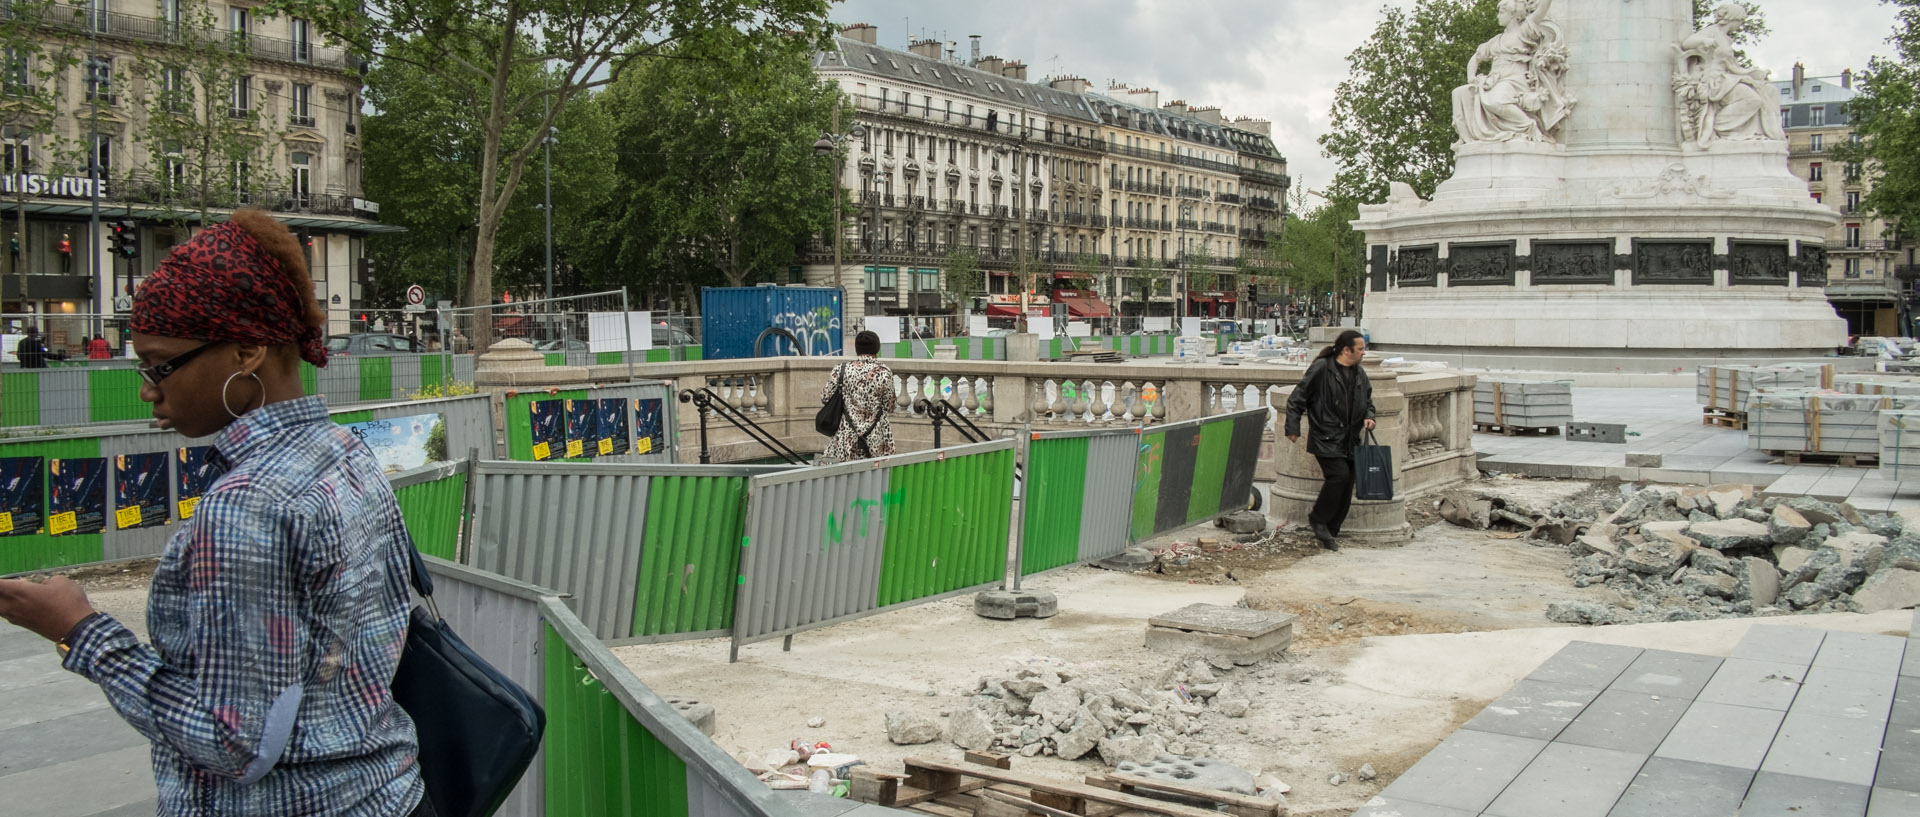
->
<box><xmin>828</xmin><ymin>0</ymin><xmax>1902</xmax><ymax>200</ymax></box>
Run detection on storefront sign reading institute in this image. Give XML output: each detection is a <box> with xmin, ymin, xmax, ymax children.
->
<box><xmin>0</xmin><ymin>174</ymin><xmax>108</xmax><ymax>199</ymax></box>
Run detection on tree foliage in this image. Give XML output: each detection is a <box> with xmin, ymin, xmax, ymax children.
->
<box><xmin>1279</xmin><ymin>200</ymin><xmax>1364</xmax><ymax>320</ymax></box>
<box><xmin>1320</xmin><ymin>0</ymin><xmax>1499</xmax><ymax>204</ymax></box>
<box><xmin>941</xmin><ymin>247</ymin><xmax>982</xmax><ymax>309</ymax></box>
<box><xmin>1834</xmin><ymin>0</ymin><xmax>1920</xmax><ymax>238</ymax></box>
<box><xmin>1692</xmin><ymin>0</ymin><xmax>1771</xmax><ymax>60</ymax></box>
<box><xmin>0</xmin><ymin>0</ymin><xmax>85</xmax><ymax>299</ymax></box>
<box><xmin>595</xmin><ymin>28</ymin><xmax>839</xmax><ymax>302</ymax></box>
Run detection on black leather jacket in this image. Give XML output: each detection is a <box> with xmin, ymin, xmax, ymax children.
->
<box><xmin>1284</xmin><ymin>357</ymin><xmax>1375</xmax><ymax>458</ymax></box>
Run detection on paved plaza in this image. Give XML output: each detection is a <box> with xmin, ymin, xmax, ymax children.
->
<box><xmin>1355</xmin><ymin>620</ymin><xmax>1920</xmax><ymax>817</ymax></box>
<box><xmin>1471</xmin><ymin>386</ymin><xmax>1920</xmax><ymax>512</ymax></box>
<box><xmin>0</xmin><ymin>621</ymin><xmax>155</xmax><ymax>817</ymax></box>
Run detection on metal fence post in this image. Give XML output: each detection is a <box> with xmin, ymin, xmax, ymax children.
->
<box><xmin>459</xmin><ymin>447</ymin><xmax>481</xmax><ymax>564</ymax></box>
<box><xmin>1007</xmin><ymin>423</ymin><xmax>1032</xmax><ymax>591</ymax></box>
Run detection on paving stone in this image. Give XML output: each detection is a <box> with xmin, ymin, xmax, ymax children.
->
<box><xmin>0</xmin><ymin>628</ymin><xmax>50</xmax><ymax>663</ymax></box>
<box><xmin>1349</xmin><ymin>795</ymin><xmax>1479</xmax><ymax>817</ymax></box>
<box><xmin>1482</xmin><ymin>743</ymin><xmax>1646</xmax><ymax>817</ymax></box>
<box><xmin>1460</xmin><ymin>678</ymin><xmax>1604</xmax><ymax>741</ymax></box>
<box><xmin>1815</xmin><ymin>630</ymin><xmax>1909</xmax><ymax>676</ymax></box>
<box><xmin>1651</xmin><ymin>701</ymin><xmax>1786</xmax><ymax>770</ymax></box>
<box><xmin>1380</xmin><ymin>729</ymin><xmax>1546</xmax><ymax>814</ymax></box>
<box><xmin>1877</xmin><ymin>725</ymin><xmax>1920</xmax><ymax>793</ymax></box>
<box><xmin>1604</xmin><ymin>756</ymin><xmax>1753</xmax><ymax>817</ymax></box>
<box><xmin>1556</xmin><ymin>688</ymin><xmax>1691</xmax><ymax>755</ymax></box>
<box><xmin>1742</xmin><ymin>772</ymin><xmax>1873</xmax><ymax>817</ymax></box>
<box><xmin>1731</xmin><ymin>625</ymin><xmax>1827</xmax><ymax>666</ymax></box>
<box><xmin>87</xmin><ymin>801</ymin><xmax>164</xmax><ymax>817</ymax></box>
<box><xmin>1525</xmin><ymin>641</ymin><xmax>1644</xmax><ymax>688</ymax></box>
<box><xmin>1791</xmin><ymin>666</ymin><xmax>1898</xmax><ymax>721</ymax></box>
<box><xmin>1871</xmin><ymin>786</ymin><xmax>1920</xmax><ymax>817</ymax></box>
<box><xmin>1894</xmin><ymin>676</ymin><xmax>1920</xmax><ymax>728</ymax></box>
<box><xmin>0</xmin><ymin>707</ymin><xmax>149</xmax><ymax>777</ymax></box>
<box><xmin>1146</xmin><ymin>603</ymin><xmax>1294</xmax><ymax>638</ymax></box>
<box><xmin>1761</xmin><ymin>711</ymin><xmax>1890</xmax><ymax>786</ymax></box>
<box><xmin>1696</xmin><ymin>657</ymin><xmax>1809</xmax><ymax>712</ymax></box>
<box><xmin>1610</xmin><ymin>649</ymin><xmax>1723</xmax><ymax>700</ymax></box>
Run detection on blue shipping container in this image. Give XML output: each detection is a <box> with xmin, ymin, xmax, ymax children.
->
<box><xmin>700</xmin><ymin>285</ymin><xmax>845</xmax><ymax>359</ymax></box>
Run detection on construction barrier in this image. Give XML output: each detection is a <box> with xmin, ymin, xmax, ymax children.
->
<box><xmin>1129</xmin><ymin>407</ymin><xmax>1269</xmax><ymax>543</ymax></box>
<box><xmin>0</xmin><ymin>393</ymin><xmax>494</xmax><ymax>575</ymax></box>
<box><xmin>731</xmin><ymin>439</ymin><xmax>1017</xmax><ymax>660</ymax></box>
<box><xmin>467</xmin><ymin>461</ymin><xmax>792</xmax><ymax>643</ymax></box>
<box><xmin>1019</xmin><ymin>426</ymin><xmax>1144</xmax><ymax>575</ymax></box>
<box><xmin>389</xmin><ymin>460</ymin><xmax>472</xmax><ymax>562</ymax></box>
<box><xmin>503</xmin><ymin>381</ymin><xmax>678</xmax><ymax>464</ymax></box>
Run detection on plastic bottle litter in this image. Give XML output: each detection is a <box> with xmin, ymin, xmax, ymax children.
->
<box><xmin>809</xmin><ymin>769</ymin><xmax>832</xmax><ymax>794</ymax></box>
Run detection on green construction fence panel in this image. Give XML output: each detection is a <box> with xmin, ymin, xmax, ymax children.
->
<box><xmin>542</xmin><ymin>624</ymin><xmax>690</xmax><ymax>817</ymax></box>
<box><xmin>596</xmin><ymin>352</ymin><xmax>623</xmax><ymax>366</ymax></box>
<box><xmin>1129</xmin><ymin>429</ymin><xmax>1169</xmax><ymax>542</ymax></box>
<box><xmin>0</xmin><ymin>436</ymin><xmax>106</xmax><ymax>574</ymax></box>
<box><xmin>1020</xmin><ymin>435</ymin><xmax>1088</xmax><ymax>575</ymax></box>
<box><xmin>544</xmin><ymin>353</ymin><xmax>566</xmax><ymax>366</ymax></box>
<box><xmin>87</xmin><ymin>369</ymin><xmax>148</xmax><ymax>423</ymax></box>
<box><xmin>357</xmin><ymin>355</ymin><xmax>394</xmax><ymax>402</ymax></box>
<box><xmin>3</xmin><ymin>371</ymin><xmax>39</xmax><ymax>427</ymax></box>
<box><xmin>419</xmin><ymin>355</ymin><xmax>445</xmax><ymax>391</ymax></box>
<box><xmin>393</xmin><ymin>472</ymin><xmax>465</xmax><ymax>562</ymax></box>
<box><xmin>876</xmin><ymin>447</ymin><xmax>1014</xmax><ymax>606</ymax></box>
<box><xmin>1185</xmin><ymin>417</ymin><xmax>1236</xmax><ymax>523</ymax></box>
<box><xmin>631</xmin><ymin>475</ymin><xmax>748</xmax><ymax>637</ymax></box>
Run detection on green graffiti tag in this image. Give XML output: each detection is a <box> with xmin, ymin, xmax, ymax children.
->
<box><xmin>822</xmin><ymin>488</ymin><xmax>908</xmax><ymax>550</ymax></box>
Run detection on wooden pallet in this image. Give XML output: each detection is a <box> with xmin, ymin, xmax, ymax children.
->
<box><xmin>853</xmin><ymin>753</ymin><xmax>1283</xmax><ymax>817</ymax></box>
<box><xmin>1767</xmin><ymin>450</ymin><xmax>1879</xmax><ymax>467</ymax></box>
<box><xmin>1474</xmin><ymin>422</ymin><xmax>1561</xmax><ymax>437</ymax></box>
<box><xmin>1702</xmin><ymin>407</ymin><xmax>1749</xmax><ymax>430</ymax></box>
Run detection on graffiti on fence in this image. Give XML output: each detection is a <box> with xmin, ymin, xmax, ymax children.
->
<box><xmin>823</xmin><ymin>487</ymin><xmax>905</xmax><ymax>550</ymax></box>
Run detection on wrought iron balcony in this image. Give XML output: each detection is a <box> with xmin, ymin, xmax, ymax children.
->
<box><xmin>1176</xmin><ymin>186</ymin><xmax>1207</xmax><ymax>200</ymax></box>
<box><xmin>1247</xmin><ymin>196</ymin><xmax>1279</xmax><ymax>211</ymax></box>
<box><xmin>1215</xmin><ymin>193</ymin><xmax>1243</xmax><ymax>205</ymax></box>
<box><xmin>20</xmin><ymin>6</ymin><xmax>364</xmax><ymax>74</ymax></box>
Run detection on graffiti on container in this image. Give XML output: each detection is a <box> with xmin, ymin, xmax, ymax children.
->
<box><xmin>773</xmin><ymin>305</ymin><xmax>843</xmax><ymax>356</ymax></box>
<box><xmin>823</xmin><ymin>487</ymin><xmax>905</xmax><ymax>550</ymax></box>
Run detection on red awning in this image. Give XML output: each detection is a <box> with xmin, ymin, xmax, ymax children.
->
<box><xmin>1056</xmin><ymin>296</ymin><xmax>1114</xmax><ymax>317</ymax></box>
<box><xmin>1187</xmin><ymin>293</ymin><xmax>1217</xmax><ymax>303</ymax></box>
<box><xmin>984</xmin><ymin>304</ymin><xmax>1049</xmax><ymax>318</ymax></box>
<box><xmin>1214</xmin><ymin>293</ymin><xmax>1238</xmax><ymax>303</ymax></box>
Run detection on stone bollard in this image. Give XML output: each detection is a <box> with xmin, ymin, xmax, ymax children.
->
<box><xmin>1269</xmin><ymin>358</ymin><xmax>1412</xmax><ymax>545</ymax></box>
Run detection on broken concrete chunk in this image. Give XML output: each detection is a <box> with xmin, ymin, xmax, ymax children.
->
<box><xmin>1707</xmin><ymin>489</ymin><xmax>1744</xmax><ymax>519</ymax></box>
<box><xmin>1775</xmin><ymin>545</ymin><xmax>1815</xmax><ymax>575</ymax></box>
<box><xmin>1218</xmin><ymin>698</ymin><xmax>1251</xmax><ymax>718</ymax></box>
<box><xmin>885</xmin><ymin>710</ymin><xmax>943</xmax><ymax>745</ymax></box>
<box><xmin>1852</xmin><ymin>568</ymin><xmax>1920</xmax><ymax>613</ymax></box>
<box><xmin>1686</xmin><ymin>518</ymin><xmax>1771</xmax><ymax>550</ymax></box>
<box><xmin>1001</xmin><ymin>678</ymin><xmax>1047</xmax><ymax>699</ymax></box>
<box><xmin>1029</xmin><ymin>686</ymin><xmax>1082</xmax><ymax>730</ymax></box>
<box><xmin>1679</xmin><ymin>571</ymin><xmax>1739</xmax><ymax>600</ymax></box>
<box><xmin>1783</xmin><ymin>581</ymin><xmax>1838</xmax><ymax>609</ymax></box>
<box><xmin>1440</xmin><ymin>493</ymin><xmax>1494</xmax><ymax>529</ymax></box>
<box><xmin>948</xmin><ymin>707</ymin><xmax>996</xmax><ymax>751</ymax></box>
<box><xmin>1783</xmin><ymin>496</ymin><xmax>1846</xmax><ymax>526</ymax></box>
<box><xmin>1689</xmin><ymin>548</ymin><xmax>1734</xmax><ymax>575</ymax></box>
<box><xmin>1546</xmin><ymin>600</ymin><xmax>1614</xmax><ymax>625</ymax></box>
<box><xmin>1097</xmin><ymin>734</ymin><xmax>1167</xmax><ymax>766</ymax></box>
<box><xmin>1107</xmin><ymin>688</ymin><xmax>1151</xmax><ymax>713</ymax></box>
<box><xmin>1743</xmin><ymin>557</ymin><xmax>1781</xmax><ymax>606</ymax></box>
<box><xmin>1054</xmin><ymin>707</ymin><xmax>1104</xmax><ymax>760</ymax></box>
<box><xmin>1770</xmin><ymin>505</ymin><xmax>1812</xmax><ymax>545</ymax></box>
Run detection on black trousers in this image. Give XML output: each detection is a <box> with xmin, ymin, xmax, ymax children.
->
<box><xmin>409</xmin><ymin>795</ymin><xmax>439</xmax><ymax>817</ymax></box>
<box><xmin>1311</xmin><ymin>454</ymin><xmax>1356</xmax><ymax>535</ymax></box>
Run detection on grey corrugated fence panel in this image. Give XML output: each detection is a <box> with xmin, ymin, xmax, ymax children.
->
<box><xmin>732</xmin><ymin>439</ymin><xmax>1019</xmax><ymax>657</ymax></box>
<box><xmin>329</xmin><ymin>393</ymin><xmax>498</xmax><ymax>460</ymax></box>
<box><xmin>389</xmin><ymin>354</ymin><xmax>423</xmax><ymax>395</ymax></box>
<box><xmin>1079</xmin><ymin>430</ymin><xmax>1142</xmax><ymax>563</ymax></box>
<box><xmin>417</xmin><ymin>557</ymin><xmax>552</xmax><ymax>817</ymax></box>
<box><xmin>452</xmin><ymin>354</ymin><xmax>476</xmax><ymax>384</ymax></box>
<box><xmin>316</xmin><ymin>357</ymin><xmax>361</xmax><ymax>405</ymax></box>
<box><xmin>536</xmin><ymin>596</ymin><xmax>796</xmax><ymax>817</ymax></box>
<box><xmin>99</xmin><ymin>425</ymin><xmax>205</xmax><ymax>561</ymax></box>
<box><xmin>41</xmin><ymin>368</ymin><xmax>89</xmax><ymax>426</ymax></box>
<box><xmin>587</xmin><ymin>380</ymin><xmax>676</xmax><ymax>464</ymax></box>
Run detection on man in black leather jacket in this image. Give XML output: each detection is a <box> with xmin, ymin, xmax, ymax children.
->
<box><xmin>1284</xmin><ymin>330</ymin><xmax>1375</xmax><ymax>550</ymax></box>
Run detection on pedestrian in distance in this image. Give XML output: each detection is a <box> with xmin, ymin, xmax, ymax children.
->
<box><xmin>15</xmin><ymin>326</ymin><xmax>46</xmax><ymax>368</ymax></box>
<box><xmin>0</xmin><ymin>210</ymin><xmax>433</xmax><ymax>816</ymax></box>
<box><xmin>818</xmin><ymin>329</ymin><xmax>897</xmax><ymax>464</ymax></box>
<box><xmin>87</xmin><ymin>333</ymin><xmax>111</xmax><ymax>360</ymax></box>
<box><xmin>1283</xmin><ymin>329</ymin><xmax>1376</xmax><ymax>551</ymax></box>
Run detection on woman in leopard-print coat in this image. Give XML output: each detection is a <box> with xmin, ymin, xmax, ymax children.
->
<box><xmin>819</xmin><ymin>330</ymin><xmax>897</xmax><ymax>463</ymax></box>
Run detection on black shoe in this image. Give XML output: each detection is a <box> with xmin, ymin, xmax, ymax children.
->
<box><xmin>1324</xmin><ymin>538</ymin><xmax>1339</xmax><ymax>552</ymax></box>
<box><xmin>1312</xmin><ymin>523</ymin><xmax>1334</xmax><ymax>546</ymax></box>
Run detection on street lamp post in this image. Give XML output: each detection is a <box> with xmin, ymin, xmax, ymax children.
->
<box><xmin>1178</xmin><ymin>204</ymin><xmax>1194</xmax><ymax>318</ymax></box>
<box><xmin>541</xmin><ymin>95</ymin><xmax>555</xmax><ymax>301</ymax></box>
<box><xmin>813</xmin><ymin>102</ymin><xmax>866</xmax><ymax>315</ymax></box>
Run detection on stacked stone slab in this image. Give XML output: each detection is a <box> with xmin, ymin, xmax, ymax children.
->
<box><xmin>1474</xmin><ymin>379</ymin><xmax>1573</xmax><ymax>428</ymax></box>
<box><xmin>1836</xmin><ymin>374</ymin><xmax>1920</xmax><ymax>396</ymax></box>
<box><xmin>1881</xmin><ymin>410</ymin><xmax>1920</xmax><ymax>481</ymax></box>
<box><xmin>1697</xmin><ymin>363</ymin><xmax>1834</xmax><ymax>412</ymax></box>
<box><xmin>1745</xmin><ymin>390</ymin><xmax>1920</xmax><ymax>457</ymax></box>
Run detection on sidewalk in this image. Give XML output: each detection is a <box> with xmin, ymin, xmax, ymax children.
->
<box><xmin>1472</xmin><ymin>387</ymin><xmax>1920</xmax><ymax>512</ymax></box>
<box><xmin>0</xmin><ymin>622</ymin><xmax>155</xmax><ymax>816</ymax></box>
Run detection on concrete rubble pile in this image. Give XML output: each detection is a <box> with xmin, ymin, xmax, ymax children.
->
<box><xmin>1440</xmin><ymin>483</ymin><xmax>1920</xmax><ymax>625</ymax></box>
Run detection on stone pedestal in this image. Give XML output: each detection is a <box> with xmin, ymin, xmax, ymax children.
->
<box><xmin>1268</xmin><ymin>359</ymin><xmax>1413</xmax><ymax>545</ymax></box>
<box><xmin>1006</xmin><ymin>333</ymin><xmax>1041</xmax><ymax>362</ymax></box>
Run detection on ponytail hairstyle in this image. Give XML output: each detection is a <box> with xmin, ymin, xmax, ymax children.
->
<box><xmin>1315</xmin><ymin>329</ymin><xmax>1365</xmax><ymax>361</ymax></box>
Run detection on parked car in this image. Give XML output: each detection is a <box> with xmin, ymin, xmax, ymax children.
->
<box><xmin>535</xmin><ymin>339</ymin><xmax>589</xmax><ymax>352</ymax></box>
<box><xmin>653</xmin><ymin>324</ymin><xmax>697</xmax><ymax>347</ymax></box>
<box><xmin>326</xmin><ymin>333</ymin><xmax>423</xmax><ymax>356</ymax></box>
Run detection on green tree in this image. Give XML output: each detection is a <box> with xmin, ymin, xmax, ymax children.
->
<box><xmin>1278</xmin><ymin>201</ymin><xmax>1365</xmax><ymax>323</ymax></box>
<box><xmin>1320</xmin><ymin>0</ymin><xmax>1500</xmax><ymax>204</ymax></box>
<box><xmin>1834</xmin><ymin>0</ymin><xmax>1920</xmax><ymax>237</ymax></box>
<box><xmin>597</xmin><ymin>28</ymin><xmax>839</xmax><ymax>302</ymax></box>
<box><xmin>1184</xmin><ymin>242</ymin><xmax>1216</xmax><ymax>294</ymax></box>
<box><xmin>941</xmin><ymin>247</ymin><xmax>983</xmax><ymax>311</ymax></box>
<box><xmin>423</xmin><ymin>416</ymin><xmax>447</xmax><ymax>463</ymax></box>
<box><xmin>268</xmin><ymin>0</ymin><xmax>833</xmax><ymax>321</ymax></box>
<box><xmin>0</xmin><ymin>0</ymin><xmax>87</xmax><ymax>302</ymax></box>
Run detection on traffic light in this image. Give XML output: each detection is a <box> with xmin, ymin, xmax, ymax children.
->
<box><xmin>113</xmin><ymin>219</ymin><xmax>138</xmax><ymax>259</ymax></box>
<box><xmin>1247</xmin><ymin>282</ymin><xmax>1257</xmax><ymax>304</ymax></box>
<box><xmin>358</xmin><ymin>256</ymin><xmax>374</xmax><ymax>286</ymax></box>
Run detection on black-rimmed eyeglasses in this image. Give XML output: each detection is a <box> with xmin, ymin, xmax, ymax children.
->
<box><xmin>136</xmin><ymin>342</ymin><xmax>220</xmax><ymax>387</ymax></box>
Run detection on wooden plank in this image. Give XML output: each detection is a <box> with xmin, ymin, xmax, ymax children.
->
<box><xmin>902</xmin><ymin>756</ymin><xmax>1228</xmax><ymax>817</ymax></box>
<box><xmin>980</xmin><ymin>788</ymin><xmax>1089</xmax><ymax>817</ymax></box>
<box><xmin>966</xmin><ymin>750</ymin><xmax>1014</xmax><ymax>770</ymax></box>
<box><xmin>906</xmin><ymin>759</ymin><xmax>970</xmax><ymax>796</ymax></box>
<box><xmin>1085</xmin><ymin>773</ymin><xmax>1283</xmax><ymax>817</ymax></box>
<box><xmin>892</xmin><ymin>779</ymin><xmax>996</xmax><ymax>808</ymax></box>
<box><xmin>852</xmin><ymin>768</ymin><xmax>903</xmax><ymax>806</ymax></box>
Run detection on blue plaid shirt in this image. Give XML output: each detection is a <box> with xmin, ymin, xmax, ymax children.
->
<box><xmin>62</xmin><ymin>396</ymin><xmax>423</xmax><ymax>816</ymax></box>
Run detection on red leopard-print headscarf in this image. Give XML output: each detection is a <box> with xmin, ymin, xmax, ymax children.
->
<box><xmin>131</xmin><ymin>221</ymin><xmax>328</xmax><ymax>367</ymax></box>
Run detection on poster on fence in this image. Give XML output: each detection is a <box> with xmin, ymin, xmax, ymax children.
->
<box><xmin>597</xmin><ymin>398</ymin><xmax>629</xmax><ymax>456</ymax></box>
<box><xmin>48</xmin><ymin>457</ymin><xmax>106</xmax><ymax>536</ymax></box>
<box><xmin>634</xmin><ymin>398</ymin><xmax>664</xmax><ymax>456</ymax></box>
<box><xmin>114</xmin><ymin>453</ymin><xmax>169</xmax><ymax>531</ymax></box>
<box><xmin>175</xmin><ymin>447</ymin><xmax>218</xmax><ymax>520</ymax></box>
<box><xmin>0</xmin><ymin>456</ymin><xmax>43</xmax><ymax>535</ymax></box>
<box><xmin>564</xmin><ymin>399</ymin><xmax>597</xmax><ymax>459</ymax></box>
<box><xmin>343</xmin><ymin>414</ymin><xmax>445</xmax><ymax>474</ymax></box>
<box><xmin>530</xmin><ymin>399</ymin><xmax>565</xmax><ymax>461</ymax></box>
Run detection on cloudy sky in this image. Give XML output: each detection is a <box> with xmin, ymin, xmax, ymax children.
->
<box><xmin>825</xmin><ymin>0</ymin><xmax>1902</xmax><ymax>200</ymax></box>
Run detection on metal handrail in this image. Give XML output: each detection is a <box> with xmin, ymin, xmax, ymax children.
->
<box><xmin>677</xmin><ymin>387</ymin><xmax>807</xmax><ymax>466</ymax></box>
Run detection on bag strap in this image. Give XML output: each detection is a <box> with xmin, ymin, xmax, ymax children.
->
<box><xmin>406</xmin><ymin>543</ymin><xmax>434</xmax><ymax>598</ymax></box>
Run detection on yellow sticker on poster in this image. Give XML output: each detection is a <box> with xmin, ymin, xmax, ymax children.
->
<box><xmin>178</xmin><ymin>496</ymin><xmax>200</xmax><ymax>520</ymax></box>
<box><xmin>0</xmin><ymin>511</ymin><xmax>13</xmax><ymax>533</ymax></box>
<box><xmin>598</xmin><ymin>438</ymin><xmax>613</xmax><ymax>456</ymax></box>
<box><xmin>116</xmin><ymin>506</ymin><xmax>142</xmax><ymax>530</ymax></box>
<box><xmin>532</xmin><ymin>442</ymin><xmax>551</xmax><ymax>461</ymax></box>
<box><xmin>565</xmin><ymin>439</ymin><xmax>584</xmax><ymax>459</ymax></box>
<box><xmin>636</xmin><ymin>437</ymin><xmax>653</xmax><ymax>454</ymax></box>
<box><xmin>49</xmin><ymin>511</ymin><xmax>76</xmax><ymax>535</ymax></box>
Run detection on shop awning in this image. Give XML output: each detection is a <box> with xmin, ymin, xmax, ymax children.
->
<box><xmin>1187</xmin><ymin>293</ymin><xmax>1217</xmax><ymax>303</ymax></box>
<box><xmin>984</xmin><ymin>304</ymin><xmax>1049</xmax><ymax>318</ymax></box>
<box><xmin>1056</xmin><ymin>295</ymin><xmax>1113</xmax><ymax>317</ymax></box>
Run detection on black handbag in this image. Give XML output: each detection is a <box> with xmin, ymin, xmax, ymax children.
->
<box><xmin>393</xmin><ymin>546</ymin><xmax>546</xmax><ymax>817</ymax></box>
<box><xmin>1353</xmin><ymin>429</ymin><xmax>1395</xmax><ymax>501</ymax></box>
<box><xmin>815</xmin><ymin>365</ymin><xmax>847</xmax><ymax>436</ymax></box>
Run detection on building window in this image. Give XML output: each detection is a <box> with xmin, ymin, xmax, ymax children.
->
<box><xmin>162</xmin><ymin>141</ymin><xmax>185</xmax><ymax>190</ymax></box>
<box><xmin>1847</xmin><ymin>162</ymin><xmax>1862</xmax><ymax>181</ymax></box>
<box><xmin>231</xmin><ymin>159</ymin><xmax>251</xmax><ymax>202</ymax></box>
<box><xmin>1809</xmin><ymin>162</ymin><xmax>1823</xmax><ymax>181</ymax></box>
<box><xmin>1</xmin><ymin>128</ymin><xmax>29</xmax><ymax>174</ymax></box>
<box><xmin>290</xmin><ymin>83</ymin><xmax>313</xmax><ymax>127</ymax></box>
<box><xmin>1781</xmin><ymin>108</ymin><xmax>1790</xmax><ymax>130</ymax></box>
<box><xmin>290</xmin><ymin>152</ymin><xmax>311</xmax><ymax>208</ymax></box>
<box><xmin>1845</xmin><ymin>258</ymin><xmax>1862</xmax><ymax>278</ymax></box>
<box><xmin>91</xmin><ymin>134</ymin><xmax>109</xmax><ymax>174</ymax></box>
<box><xmin>1846</xmin><ymin>191</ymin><xmax>1861</xmax><ymax>212</ymax></box>
<box><xmin>1811</xmin><ymin>106</ymin><xmax>1826</xmax><ymax>126</ymax></box>
<box><xmin>228</xmin><ymin>6</ymin><xmax>249</xmax><ymax>35</ymax></box>
<box><xmin>1</xmin><ymin>49</ymin><xmax>24</xmax><ymax>96</ymax></box>
<box><xmin>85</xmin><ymin>0</ymin><xmax>108</xmax><ymax>32</ymax></box>
<box><xmin>864</xmin><ymin>266</ymin><xmax>896</xmax><ymax>291</ymax></box>
<box><xmin>290</xmin><ymin>17</ymin><xmax>312</xmax><ymax>63</ymax></box>
<box><xmin>1847</xmin><ymin>223</ymin><xmax>1862</xmax><ymax>248</ymax></box>
<box><xmin>1812</xmin><ymin>192</ymin><xmax>1822</xmax><ymax>204</ymax></box>
<box><xmin>230</xmin><ymin>75</ymin><xmax>250</xmax><ymax>117</ymax></box>
<box><xmin>1810</xmin><ymin>133</ymin><xmax>1823</xmax><ymax>152</ymax></box>
<box><xmin>85</xmin><ymin>56</ymin><xmax>112</xmax><ymax>104</ymax></box>
<box><xmin>162</xmin><ymin>66</ymin><xmax>190</xmax><ymax>114</ymax></box>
